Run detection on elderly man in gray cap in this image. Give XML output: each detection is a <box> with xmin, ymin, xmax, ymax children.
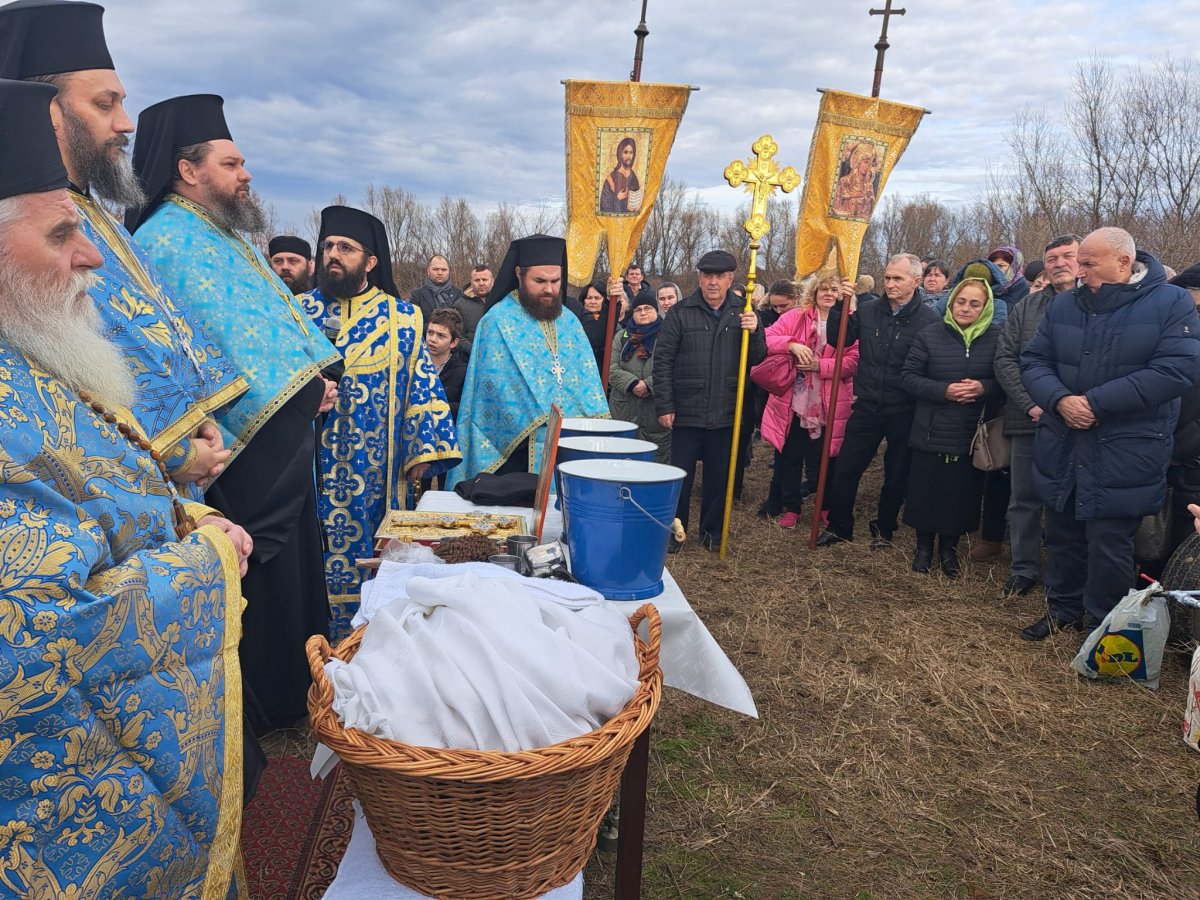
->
<box><xmin>653</xmin><ymin>249</ymin><xmax>765</xmax><ymax>551</ymax></box>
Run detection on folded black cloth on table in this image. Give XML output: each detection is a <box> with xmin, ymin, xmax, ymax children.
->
<box><xmin>453</xmin><ymin>472</ymin><xmax>539</xmax><ymax>507</ymax></box>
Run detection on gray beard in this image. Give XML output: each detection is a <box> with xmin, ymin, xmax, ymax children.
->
<box><xmin>206</xmin><ymin>187</ymin><xmax>267</xmax><ymax>234</ymax></box>
<box><xmin>61</xmin><ymin>105</ymin><xmax>146</xmax><ymax>209</ymax></box>
<box><xmin>0</xmin><ymin>270</ymin><xmax>136</xmax><ymax>410</ymax></box>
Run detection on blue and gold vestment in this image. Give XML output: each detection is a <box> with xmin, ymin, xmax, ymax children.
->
<box><xmin>300</xmin><ymin>287</ymin><xmax>461</xmax><ymax>634</ymax></box>
<box><xmin>74</xmin><ymin>192</ymin><xmax>248</xmax><ymax>478</ymax></box>
<box><xmin>0</xmin><ymin>345</ymin><xmax>245</xmax><ymax>898</ymax></box>
<box><xmin>133</xmin><ymin>195</ymin><xmax>339</xmax><ymax>466</ymax></box>
<box><xmin>447</xmin><ymin>293</ymin><xmax>608</xmax><ymax>488</ymax></box>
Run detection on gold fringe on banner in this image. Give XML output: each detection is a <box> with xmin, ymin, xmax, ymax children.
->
<box><xmin>565</xmin><ymin>80</ymin><xmax>691</xmax><ymax>286</ymax></box>
<box><xmin>794</xmin><ymin>90</ymin><xmax>926</xmax><ymax>282</ymax></box>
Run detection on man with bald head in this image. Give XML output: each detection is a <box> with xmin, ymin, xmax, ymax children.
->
<box><xmin>1019</xmin><ymin>227</ymin><xmax>1200</xmax><ymax>641</ymax></box>
<box><xmin>411</xmin><ymin>253</ymin><xmax>465</xmax><ymax>322</ymax></box>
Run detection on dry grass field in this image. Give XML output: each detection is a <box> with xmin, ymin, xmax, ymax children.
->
<box><xmin>580</xmin><ymin>452</ymin><xmax>1200</xmax><ymax>900</ymax></box>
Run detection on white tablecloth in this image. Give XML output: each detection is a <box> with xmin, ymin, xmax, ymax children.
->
<box><xmin>323</xmin><ymin>802</ymin><xmax>583</xmax><ymax>900</ymax></box>
<box><xmin>408</xmin><ymin>492</ymin><xmax>758</xmax><ymax>719</ymax></box>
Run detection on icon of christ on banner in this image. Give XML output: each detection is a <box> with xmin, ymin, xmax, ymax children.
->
<box><xmin>829</xmin><ymin>136</ymin><xmax>887</xmax><ymax>221</ymax></box>
<box><xmin>597</xmin><ymin>128</ymin><xmax>651</xmax><ymax>215</ymax></box>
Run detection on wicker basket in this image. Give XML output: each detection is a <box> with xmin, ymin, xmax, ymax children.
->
<box><xmin>306</xmin><ymin>604</ymin><xmax>662</xmax><ymax>900</ymax></box>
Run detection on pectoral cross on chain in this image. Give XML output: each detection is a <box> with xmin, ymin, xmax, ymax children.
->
<box><xmin>723</xmin><ymin>135</ymin><xmax>801</xmax><ymax>242</ymax></box>
<box><xmin>550</xmin><ymin>357</ymin><xmax>565</xmax><ymax>386</ymax></box>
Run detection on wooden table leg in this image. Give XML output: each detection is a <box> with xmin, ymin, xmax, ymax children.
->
<box><xmin>614</xmin><ymin>727</ymin><xmax>650</xmax><ymax>900</ymax></box>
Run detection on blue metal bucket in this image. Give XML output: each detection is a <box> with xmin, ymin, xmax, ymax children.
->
<box><xmin>559</xmin><ymin>417</ymin><xmax>638</xmax><ymax>440</ymax></box>
<box><xmin>555</xmin><ymin>436</ymin><xmax>658</xmax><ymax>514</ymax></box>
<box><xmin>558</xmin><ymin>458</ymin><xmax>686</xmax><ymax>600</ymax></box>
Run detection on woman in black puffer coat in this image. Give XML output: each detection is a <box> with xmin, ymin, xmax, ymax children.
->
<box><xmin>900</xmin><ymin>277</ymin><xmax>1003</xmax><ymax>577</ymax></box>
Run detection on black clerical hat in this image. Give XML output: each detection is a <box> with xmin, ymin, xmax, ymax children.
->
<box><xmin>0</xmin><ymin>78</ymin><xmax>70</xmax><ymax>199</ymax></box>
<box><xmin>268</xmin><ymin>235</ymin><xmax>311</xmax><ymax>260</ymax></box>
<box><xmin>485</xmin><ymin>234</ymin><xmax>569</xmax><ymax>309</ymax></box>
<box><xmin>317</xmin><ymin>205</ymin><xmax>397</xmax><ymax>297</ymax></box>
<box><xmin>125</xmin><ymin>93</ymin><xmax>232</xmax><ymax>232</ymax></box>
<box><xmin>0</xmin><ymin>0</ymin><xmax>113</xmax><ymax>79</ymax></box>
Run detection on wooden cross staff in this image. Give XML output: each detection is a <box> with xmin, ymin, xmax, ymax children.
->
<box><xmin>717</xmin><ymin>135</ymin><xmax>800</xmax><ymax>560</ymax></box>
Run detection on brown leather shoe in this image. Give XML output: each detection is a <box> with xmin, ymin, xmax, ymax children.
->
<box><xmin>969</xmin><ymin>539</ymin><xmax>1003</xmax><ymax>562</ymax></box>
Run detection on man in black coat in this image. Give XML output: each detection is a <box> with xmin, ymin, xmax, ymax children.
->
<box><xmin>654</xmin><ymin>250</ymin><xmax>766</xmax><ymax>550</ymax></box>
<box><xmin>816</xmin><ymin>253</ymin><xmax>941</xmax><ymax>548</ymax></box>
<box><xmin>410</xmin><ymin>254</ymin><xmax>465</xmax><ymax>322</ymax></box>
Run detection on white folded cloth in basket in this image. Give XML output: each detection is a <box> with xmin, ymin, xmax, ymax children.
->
<box><xmin>314</xmin><ymin>572</ymin><xmax>639</xmax><ymax>776</ymax></box>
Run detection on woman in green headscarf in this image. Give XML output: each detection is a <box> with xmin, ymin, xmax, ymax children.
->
<box><xmin>899</xmin><ymin>278</ymin><xmax>1004</xmax><ymax>577</ymax></box>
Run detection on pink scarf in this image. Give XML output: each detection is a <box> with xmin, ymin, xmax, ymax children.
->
<box><xmin>791</xmin><ymin>313</ymin><xmax>828</xmax><ymax>437</ymax></box>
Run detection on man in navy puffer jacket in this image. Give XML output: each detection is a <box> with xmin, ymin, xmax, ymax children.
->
<box><xmin>1019</xmin><ymin>227</ymin><xmax>1200</xmax><ymax>640</ymax></box>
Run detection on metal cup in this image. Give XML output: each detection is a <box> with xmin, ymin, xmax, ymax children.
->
<box><xmin>506</xmin><ymin>534</ymin><xmax>539</xmax><ymax>574</ymax></box>
<box><xmin>488</xmin><ymin>554</ymin><xmax>521</xmax><ymax>571</ymax></box>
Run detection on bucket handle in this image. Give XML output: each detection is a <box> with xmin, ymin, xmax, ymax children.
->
<box><xmin>619</xmin><ymin>486</ymin><xmax>674</xmax><ymax>533</ymax></box>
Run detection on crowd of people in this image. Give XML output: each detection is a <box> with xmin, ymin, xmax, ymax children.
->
<box><xmin>4</xmin><ymin>2</ymin><xmax>1200</xmax><ymax>895</ymax></box>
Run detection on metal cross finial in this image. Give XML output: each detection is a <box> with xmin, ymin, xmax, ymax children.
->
<box><xmin>869</xmin><ymin>0</ymin><xmax>906</xmax><ymax>98</ymax></box>
<box><xmin>723</xmin><ymin>135</ymin><xmax>801</xmax><ymax>242</ymax></box>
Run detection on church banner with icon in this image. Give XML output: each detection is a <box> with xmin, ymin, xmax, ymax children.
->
<box><xmin>565</xmin><ymin>79</ymin><xmax>690</xmax><ymax>286</ymax></box>
<box><xmin>794</xmin><ymin>89</ymin><xmax>926</xmax><ymax>281</ymax></box>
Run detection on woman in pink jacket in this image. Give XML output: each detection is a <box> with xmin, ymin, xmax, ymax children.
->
<box><xmin>761</xmin><ymin>275</ymin><xmax>860</xmax><ymax>529</ymax></box>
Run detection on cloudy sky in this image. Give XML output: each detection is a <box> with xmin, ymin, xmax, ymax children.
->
<box><xmin>103</xmin><ymin>0</ymin><xmax>1199</xmax><ymax>230</ymax></box>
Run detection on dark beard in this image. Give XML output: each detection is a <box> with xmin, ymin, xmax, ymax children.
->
<box><xmin>281</xmin><ymin>271</ymin><xmax>312</xmax><ymax>295</ymax></box>
<box><xmin>318</xmin><ymin>262</ymin><xmax>367</xmax><ymax>299</ymax></box>
<box><xmin>207</xmin><ymin>187</ymin><xmax>266</xmax><ymax>234</ymax></box>
<box><xmin>517</xmin><ymin>285</ymin><xmax>562</xmax><ymax>321</ymax></box>
<box><xmin>61</xmin><ymin>105</ymin><xmax>146</xmax><ymax>208</ymax></box>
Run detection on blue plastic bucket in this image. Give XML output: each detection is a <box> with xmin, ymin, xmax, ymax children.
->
<box><xmin>554</xmin><ymin>436</ymin><xmax>658</xmax><ymax>515</ymax></box>
<box><xmin>559</xmin><ymin>417</ymin><xmax>638</xmax><ymax>440</ymax></box>
<box><xmin>558</xmin><ymin>458</ymin><xmax>686</xmax><ymax>600</ymax></box>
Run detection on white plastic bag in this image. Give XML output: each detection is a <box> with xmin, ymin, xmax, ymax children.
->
<box><xmin>1185</xmin><ymin>646</ymin><xmax>1200</xmax><ymax>752</ymax></box>
<box><xmin>1071</xmin><ymin>581</ymin><xmax>1170</xmax><ymax>690</ymax></box>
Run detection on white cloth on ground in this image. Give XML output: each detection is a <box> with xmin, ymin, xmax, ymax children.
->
<box><xmin>317</xmin><ymin>572</ymin><xmax>638</xmax><ymax>775</ymax></box>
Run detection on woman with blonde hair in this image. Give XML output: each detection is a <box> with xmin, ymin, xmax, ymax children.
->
<box><xmin>760</xmin><ymin>272</ymin><xmax>860</xmax><ymax>528</ymax></box>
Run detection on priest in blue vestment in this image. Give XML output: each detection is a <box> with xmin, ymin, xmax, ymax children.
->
<box><xmin>127</xmin><ymin>93</ymin><xmax>339</xmax><ymax>731</ymax></box>
<box><xmin>301</xmin><ymin>205</ymin><xmax>461</xmax><ymax>635</ymax></box>
<box><xmin>0</xmin><ymin>76</ymin><xmax>253</xmax><ymax>900</ymax></box>
<box><xmin>0</xmin><ymin>0</ymin><xmax>248</xmax><ymax>491</ymax></box>
<box><xmin>447</xmin><ymin>235</ymin><xmax>608</xmax><ymax>488</ymax></box>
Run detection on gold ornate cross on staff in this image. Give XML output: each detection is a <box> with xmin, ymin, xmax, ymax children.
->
<box><xmin>717</xmin><ymin>134</ymin><xmax>800</xmax><ymax>560</ymax></box>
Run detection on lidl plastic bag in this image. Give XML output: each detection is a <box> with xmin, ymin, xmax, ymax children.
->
<box><xmin>1070</xmin><ymin>581</ymin><xmax>1170</xmax><ymax>690</ymax></box>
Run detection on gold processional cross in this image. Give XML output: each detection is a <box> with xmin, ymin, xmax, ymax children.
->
<box><xmin>716</xmin><ymin>135</ymin><xmax>800</xmax><ymax>560</ymax></box>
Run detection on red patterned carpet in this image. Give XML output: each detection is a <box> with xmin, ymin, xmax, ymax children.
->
<box><xmin>241</xmin><ymin>755</ymin><xmax>355</xmax><ymax>899</ymax></box>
